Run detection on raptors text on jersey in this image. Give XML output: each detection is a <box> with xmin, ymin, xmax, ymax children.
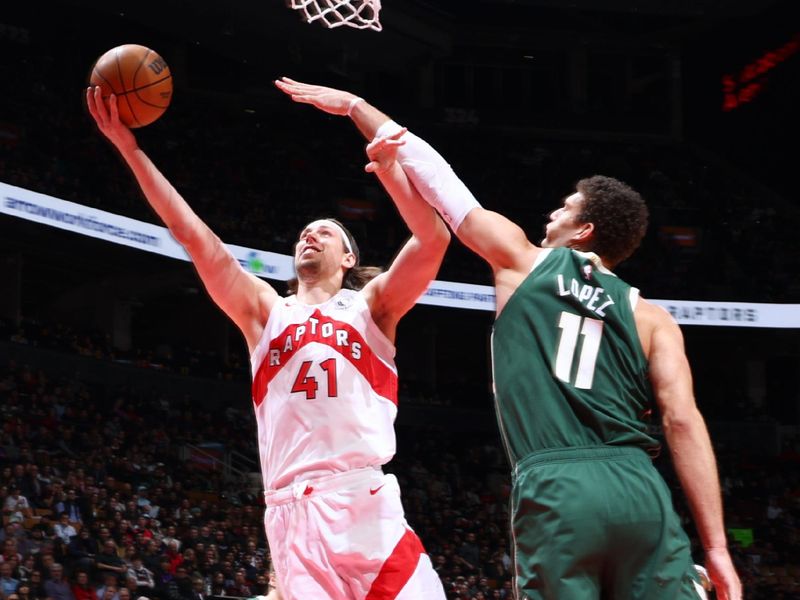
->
<box><xmin>250</xmin><ymin>290</ymin><xmax>398</xmax><ymax>490</ymax></box>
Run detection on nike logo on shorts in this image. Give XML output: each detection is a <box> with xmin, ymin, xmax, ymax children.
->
<box><xmin>369</xmin><ymin>485</ymin><xmax>384</xmax><ymax>495</ymax></box>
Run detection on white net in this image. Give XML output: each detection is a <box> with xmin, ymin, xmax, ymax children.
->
<box><xmin>288</xmin><ymin>0</ymin><xmax>382</xmax><ymax>31</ymax></box>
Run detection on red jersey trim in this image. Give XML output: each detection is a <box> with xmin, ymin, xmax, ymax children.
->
<box><xmin>365</xmin><ymin>529</ymin><xmax>426</xmax><ymax>599</ymax></box>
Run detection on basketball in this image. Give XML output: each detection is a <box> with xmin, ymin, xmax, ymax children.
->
<box><xmin>89</xmin><ymin>44</ymin><xmax>172</xmax><ymax>128</ymax></box>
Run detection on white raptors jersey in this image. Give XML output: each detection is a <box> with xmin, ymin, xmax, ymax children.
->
<box><xmin>250</xmin><ymin>289</ymin><xmax>398</xmax><ymax>491</ymax></box>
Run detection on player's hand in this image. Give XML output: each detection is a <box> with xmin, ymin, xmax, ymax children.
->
<box><xmin>704</xmin><ymin>548</ymin><xmax>742</xmax><ymax>600</ymax></box>
<box><xmin>365</xmin><ymin>128</ymin><xmax>407</xmax><ymax>174</ymax></box>
<box><xmin>86</xmin><ymin>86</ymin><xmax>138</xmax><ymax>154</ymax></box>
<box><xmin>274</xmin><ymin>77</ymin><xmax>359</xmax><ymax>116</ymax></box>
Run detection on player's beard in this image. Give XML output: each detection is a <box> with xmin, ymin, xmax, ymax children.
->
<box><xmin>295</xmin><ymin>255</ymin><xmax>323</xmax><ymax>282</ymax></box>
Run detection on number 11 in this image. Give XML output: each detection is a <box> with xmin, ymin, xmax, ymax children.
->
<box><xmin>554</xmin><ymin>312</ymin><xmax>603</xmax><ymax>389</ymax></box>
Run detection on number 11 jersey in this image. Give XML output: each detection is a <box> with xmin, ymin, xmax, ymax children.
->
<box><xmin>251</xmin><ymin>289</ymin><xmax>398</xmax><ymax>490</ymax></box>
<box><xmin>491</xmin><ymin>247</ymin><xmax>661</xmax><ymax>468</ymax></box>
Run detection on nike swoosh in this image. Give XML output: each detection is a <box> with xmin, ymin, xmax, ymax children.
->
<box><xmin>369</xmin><ymin>485</ymin><xmax>384</xmax><ymax>495</ymax></box>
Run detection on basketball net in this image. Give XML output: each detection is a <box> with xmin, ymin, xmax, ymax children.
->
<box><xmin>288</xmin><ymin>0</ymin><xmax>382</xmax><ymax>31</ymax></box>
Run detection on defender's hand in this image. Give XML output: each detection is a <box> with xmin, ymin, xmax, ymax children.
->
<box><xmin>274</xmin><ymin>77</ymin><xmax>360</xmax><ymax>116</ymax></box>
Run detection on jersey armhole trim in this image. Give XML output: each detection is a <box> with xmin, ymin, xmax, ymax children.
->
<box><xmin>530</xmin><ymin>248</ymin><xmax>553</xmax><ymax>274</ymax></box>
<box><xmin>629</xmin><ymin>287</ymin><xmax>640</xmax><ymax>311</ymax></box>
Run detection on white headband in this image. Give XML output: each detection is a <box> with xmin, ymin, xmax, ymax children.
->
<box><xmin>305</xmin><ymin>219</ymin><xmax>354</xmax><ymax>255</ymax></box>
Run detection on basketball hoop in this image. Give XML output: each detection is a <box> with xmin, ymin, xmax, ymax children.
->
<box><xmin>288</xmin><ymin>0</ymin><xmax>382</xmax><ymax>31</ymax></box>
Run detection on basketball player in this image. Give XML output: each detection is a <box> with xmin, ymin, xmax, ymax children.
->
<box><xmin>86</xmin><ymin>86</ymin><xmax>448</xmax><ymax>600</ymax></box>
<box><xmin>274</xmin><ymin>78</ymin><xmax>742</xmax><ymax>600</ymax></box>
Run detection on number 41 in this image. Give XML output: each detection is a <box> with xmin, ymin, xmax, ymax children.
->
<box><xmin>291</xmin><ymin>358</ymin><xmax>338</xmax><ymax>400</ymax></box>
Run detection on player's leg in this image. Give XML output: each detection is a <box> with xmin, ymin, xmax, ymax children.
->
<box><xmin>602</xmin><ymin>455</ymin><xmax>703</xmax><ymax>600</ymax></box>
<box><xmin>511</xmin><ymin>458</ymin><xmax>607</xmax><ymax>600</ymax></box>
<box><xmin>314</xmin><ymin>470</ymin><xmax>445</xmax><ymax>599</ymax></box>
<box><xmin>265</xmin><ymin>494</ymin><xmax>351</xmax><ymax>600</ymax></box>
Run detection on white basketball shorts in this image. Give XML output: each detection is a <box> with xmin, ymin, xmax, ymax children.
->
<box><xmin>264</xmin><ymin>467</ymin><xmax>445</xmax><ymax>600</ymax></box>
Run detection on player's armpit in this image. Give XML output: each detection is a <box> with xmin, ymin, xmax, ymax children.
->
<box><xmin>457</xmin><ymin>207</ymin><xmax>540</xmax><ymax>273</ymax></box>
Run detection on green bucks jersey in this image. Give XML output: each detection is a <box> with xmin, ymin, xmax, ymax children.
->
<box><xmin>491</xmin><ymin>247</ymin><xmax>660</xmax><ymax>466</ymax></box>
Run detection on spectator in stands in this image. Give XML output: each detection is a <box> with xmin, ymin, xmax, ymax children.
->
<box><xmin>132</xmin><ymin>518</ymin><xmax>153</xmax><ymax>543</ymax></box>
<box><xmin>95</xmin><ymin>575</ymin><xmax>119</xmax><ymax>600</ymax></box>
<box><xmin>127</xmin><ymin>555</ymin><xmax>154</xmax><ymax>597</ymax></box>
<box><xmin>17</xmin><ymin>556</ymin><xmax>35</xmax><ymax>581</ymax></box>
<box><xmin>20</xmin><ymin>466</ymin><xmax>43</xmax><ymax>508</ymax></box>
<box><xmin>9</xmin><ymin>468</ymin><xmax>25</xmax><ymax>495</ymax></box>
<box><xmin>26</xmin><ymin>526</ymin><xmax>48</xmax><ymax>557</ymax></box>
<box><xmin>122</xmin><ymin>575</ymin><xmax>140</xmax><ymax>600</ymax></box>
<box><xmin>95</xmin><ymin>541</ymin><xmax>127</xmax><ymax>582</ymax></box>
<box><xmin>176</xmin><ymin>528</ymin><xmax>195</xmax><ymax>553</ymax></box>
<box><xmin>43</xmin><ymin>563</ymin><xmax>74</xmax><ymax>600</ymax></box>
<box><xmin>161</xmin><ymin>541</ymin><xmax>182</xmax><ymax>575</ymax></box>
<box><xmin>3</xmin><ymin>486</ymin><xmax>32</xmax><ymax>524</ymax></box>
<box><xmin>196</xmin><ymin>528</ymin><xmax>210</xmax><ymax>549</ymax></box>
<box><xmin>14</xmin><ymin>581</ymin><xmax>34</xmax><ymax>600</ymax></box>
<box><xmin>55</xmin><ymin>490</ymin><xmax>84</xmax><ymax>524</ymax></box>
<box><xmin>484</xmin><ymin>548</ymin><xmax>510</xmax><ymax>583</ymax></box>
<box><xmin>0</xmin><ymin>562</ymin><xmax>19</xmax><ymax>600</ymax></box>
<box><xmin>177</xmin><ymin>550</ymin><xmax>195</xmax><ymax>576</ymax></box>
<box><xmin>224</xmin><ymin>568</ymin><xmax>250</xmax><ymax>598</ymax></box>
<box><xmin>37</xmin><ymin>548</ymin><xmax>57</xmax><ymax>579</ymax></box>
<box><xmin>67</xmin><ymin>528</ymin><xmax>97</xmax><ymax>574</ymax></box>
<box><xmin>113</xmin><ymin>521</ymin><xmax>133</xmax><ymax>550</ymax></box>
<box><xmin>83</xmin><ymin>493</ymin><xmax>102</xmax><ymax>526</ymax></box>
<box><xmin>456</xmin><ymin>532</ymin><xmax>480</xmax><ymax>575</ymax></box>
<box><xmin>97</xmin><ymin>583</ymin><xmax>118</xmax><ymax>600</ymax></box>
<box><xmin>250</xmin><ymin>573</ymin><xmax>268</xmax><ymax>597</ymax></box>
<box><xmin>0</xmin><ymin>471</ymin><xmax>11</xmax><ymax>491</ymax></box>
<box><xmin>166</xmin><ymin>566</ymin><xmax>192</xmax><ymax>600</ymax></box>
<box><xmin>0</xmin><ymin>539</ymin><xmax>23</xmax><ymax>565</ymax></box>
<box><xmin>53</xmin><ymin>513</ymin><xmax>78</xmax><ymax>546</ymax></box>
<box><xmin>187</xmin><ymin>577</ymin><xmax>206</xmax><ymax>600</ymax></box>
<box><xmin>207</xmin><ymin>572</ymin><xmax>225</xmax><ymax>597</ymax></box>
<box><xmin>71</xmin><ymin>571</ymin><xmax>96</xmax><ymax>600</ymax></box>
<box><xmin>131</xmin><ymin>541</ymin><xmax>156</xmax><ymax>576</ymax></box>
<box><xmin>26</xmin><ymin>571</ymin><xmax>45</xmax><ymax>600</ymax></box>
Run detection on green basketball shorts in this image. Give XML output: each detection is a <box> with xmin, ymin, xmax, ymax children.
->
<box><xmin>510</xmin><ymin>445</ymin><xmax>703</xmax><ymax>600</ymax></box>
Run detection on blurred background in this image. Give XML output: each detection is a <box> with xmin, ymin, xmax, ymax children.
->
<box><xmin>1</xmin><ymin>1</ymin><xmax>799</xmax><ymax>598</ymax></box>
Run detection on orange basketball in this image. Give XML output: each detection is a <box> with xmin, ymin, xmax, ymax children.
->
<box><xmin>89</xmin><ymin>44</ymin><xmax>172</xmax><ymax>128</ymax></box>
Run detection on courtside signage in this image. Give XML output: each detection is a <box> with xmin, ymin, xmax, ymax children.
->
<box><xmin>2</xmin><ymin>181</ymin><xmax>799</xmax><ymax>327</ymax></box>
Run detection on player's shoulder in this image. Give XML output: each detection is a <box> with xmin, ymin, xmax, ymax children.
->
<box><xmin>637</xmin><ymin>297</ymin><xmax>673</xmax><ymax>319</ymax></box>
<box><xmin>632</xmin><ymin>298</ymin><xmax>684</xmax><ymax>356</ymax></box>
<box><xmin>634</xmin><ymin>297</ymin><xmax>682</xmax><ymax>336</ymax></box>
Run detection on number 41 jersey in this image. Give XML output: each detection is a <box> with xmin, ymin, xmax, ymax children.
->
<box><xmin>491</xmin><ymin>248</ymin><xmax>661</xmax><ymax>467</ymax></box>
<box><xmin>250</xmin><ymin>289</ymin><xmax>398</xmax><ymax>491</ymax></box>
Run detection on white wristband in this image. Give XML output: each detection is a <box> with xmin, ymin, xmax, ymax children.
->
<box><xmin>347</xmin><ymin>97</ymin><xmax>364</xmax><ymax>117</ymax></box>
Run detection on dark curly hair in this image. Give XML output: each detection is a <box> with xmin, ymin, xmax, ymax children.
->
<box><xmin>287</xmin><ymin>217</ymin><xmax>382</xmax><ymax>294</ymax></box>
<box><xmin>575</xmin><ymin>175</ymin><xmax>649</xmax><ymax>267</ymax></box>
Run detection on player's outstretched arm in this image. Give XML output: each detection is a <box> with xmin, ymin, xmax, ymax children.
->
<box><xmin>274</xmin><ymin>76</ymin><xmax>390</xmax><ymax>139</ymax></box>
<box><xmin>360</xmin><ymin>131</ymin><xmax>450</xmax><ymax>337</ymax></box>
<box><xmin>274</xmin><ymin>77</ymin><xmax>537</xmax><ymax>273</ymax></box>
<box><xmin>86</xmin><ymin>87</ymin><xmax>278</xmax><ymax>351</ymax></box>
<box><xmin>643</xmin><ymin>302</ymin><xmax>742</xmax><ymax>600</ymax></box>
<box><xmin>371</xmin><ymin>121</ymin><xmax>539</xmax><ymax>274</ymax></box>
